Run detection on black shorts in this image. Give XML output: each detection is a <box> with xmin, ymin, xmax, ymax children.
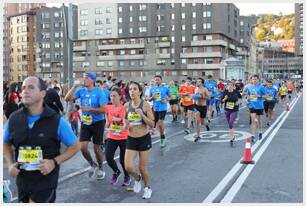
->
<box><xmin>288</xmin><ymin>90</ymin><xmax>292</xmax><ymax>94</ymax></box>
<box><xmin>154</xmin><ymin>111</ymin><xmax>167</xmax><ymax>122</ymax></box>
<box><xmin>195</xmin><ymin>105</ymin><xmax>207</xmax><ymax>119</ymax></box>
<box><xmin>169</xmin><ymin>99</ymin><xmax>179</xmax><ymax>105</ymax></box>
<box><xmin>80</xmin><ymin>120</ymin><xmax>106</xmax><ymax>145</ymax></box>
<box><xmin>281</xmin><ymin>95</ymin><xmax>286</xmax><ymax>100</ymax></box>
<box><xmin>184</xmin><ymin>104</ymin><xmax>194</xmax><ymax>112</ymax></box>
<box><xmin>264</xmin><ymin>101</ymin><xmax>275</xmax><ymax>112</ymax></box>
<box><xmin>126</xmin><ymin>133</ymin><xmax>152</xmax><ymax>151</ymax></box>
<box><xmin>18</xmin><ymin>188</ymin><xmax>56</xmax><ymax>203</ymax></box>
<box><xmin>249</xmin><ymin>108</ymin><xmax>264</xmax><ymax>115</ymax></box>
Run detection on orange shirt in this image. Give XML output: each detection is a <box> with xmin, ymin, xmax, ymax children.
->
<box><xmin>179</xmin><ymin>85</ymin><xmax>195</xmax><ymax>106</ymax></box>
<box><xmin>287</xmin><ymin>82</ymin><xmax>294</xmax><ymax>91</ymax></box>
<box><xmin>105</xmin><ymin>105</ymin><xmax>128</xmax><ymax>140</ymax></box>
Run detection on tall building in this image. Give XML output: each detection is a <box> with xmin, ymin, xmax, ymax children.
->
<box><xmin>35</xmin><ymin>5</ymin><xmax>78</xmax><ymax>81</ymax></box>
<box><xmin>8</xmin><ymin>11</ymin><xmax>37</xmax><ymax>82</ymax></box>
<box><xmin>295</xmin><ymin>3</ymin><xmax>303</xmax><ymax>56</ymax></box>
<box><xmin>3</xmin><ymin>3</ymin><xmax>45</xmax><ymax>82</ymax></box>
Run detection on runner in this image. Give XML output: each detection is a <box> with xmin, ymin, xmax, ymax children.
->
<box><xmin>215</xmin><ymin>87</ymin><xmax>222</xmax><ymax>116</ymax></box>
<box><xmin>178</xmin><ymin>77</ymin><xmax>195</xmax><ymax>134</ymax></box>
<box><xmin>279</xmin><ymin>82</ymin><xmax>288</xmax><ymax>104</ymax></box>
<box><xmin>148</xmin><ymin>75</ymin><xmax>170</xmax><ymax>147</ymax></box>
<box><xmin>65</xmin><ymin>72</ymin><xmax>109</xmax><ymax>180</ymax></box>
<box><xmin>193</xmin><ymin>78</ymin><xmax>210</xmax><ymax>142</ymax></box>
<box><xmin>168</xmin><ymin>80</ymin><xmax>179</xmax><ymax>122</ymax></box>
<box><xmin>204</xmin><ymin>75</ymin><xmax>218</xmax><ymax>123</ymax></box>
<box><xmin>287</xmin><ymin>80</ymin><xmax>295</xmax><ymax>101</ymax></box>
<box><xmin>245</xmin><ymin>75</ymin><xmax>266</xmax><ymax>142</ymax></box>
<box><xmin>104</xmin><ymin>88</ymin><xmax>130</xmax><ymax>186</ymax></box>
<box><xmin>178</xmin><ymin>79</ymin><xmax>186</xmax><ymax>124</ymax></box>
<box><xmin>222</xmin><ymin>81</ymin><xmax>242</xmax><ymax>146</ymax></box>
<box><xmin>263</xmin><ymin>80</ymin><xmax>278</xmax><ymax>126</ymax></box>
<box><xmin>124</xmin><ymin>81</ymin><xmax>154</xmax><ymax>199</ymax></box>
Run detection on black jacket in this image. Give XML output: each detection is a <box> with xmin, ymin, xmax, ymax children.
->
<box><xmin>44</xmin><ymin>88</ymin><xmax>63</xmax><ymax>114</ymax></box>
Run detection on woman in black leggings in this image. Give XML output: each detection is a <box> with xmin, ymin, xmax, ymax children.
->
<box><xmin>105</xmin><ymin>88</ymin><xmax>130</xmax><ymax>186</ymax></box>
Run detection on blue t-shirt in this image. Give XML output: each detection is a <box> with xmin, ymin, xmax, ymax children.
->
<box><xmin>273</xmin><ymin>82</ymin><xmax>282</xmax><ymax>90</ymax></box>
<box><xmin>102</xmin><ymin>89</ymin><xmax>110</xmax><ymax>103</ymax></box>
<box><xmin>215</xmin><ymin>89</ymin><xmax>222</xmax><ymax>100</ymax></box>
<box><xmin>3</xmin><ymin>114</ymin><xmax>77</xmax><ymax>146</ymax></box>
<box><xmin>247</xmin><ymin>84</ymin><xmax>266</xmax><ymax>109</ymax></box>
<box><xmin>149</xmin><ymin>85</ymin><xmax>170</xmax><ymax>111</ymax></box>
<box><xmin>74</xmin><ymin>87</ymin><xmax>108</xmax><ymax>123</ymax></box>
<box><xmin>204</xmin><ymin>81</ymin><xmax>217</xmax><ymax>98</ymax></box>
<box><xmin>264</xmin><ymin>87</ymin><xmax>278</xmax><ymax>102</ymax></box>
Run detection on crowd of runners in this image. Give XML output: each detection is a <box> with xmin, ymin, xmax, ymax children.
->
<box><xmin>3</xmin><ymin>73</ymin><xmax>303</xmax><ymax>202</ymax></box>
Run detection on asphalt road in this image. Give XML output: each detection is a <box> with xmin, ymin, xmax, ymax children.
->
<box><xmin>3</xmin><ymin>94</ymin><xmax>303</xmax><ymax>203</ymax></box>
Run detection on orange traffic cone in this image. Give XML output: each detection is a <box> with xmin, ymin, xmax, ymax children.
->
<box><xmin>240</xmin><ymin>138</ymin><xmax>255</xmax><ymax>164</ymax></box>
<box><xmin>286</xmin><ymin>103</ymin><xmax>290</xmax><ymax>111</ymax></box>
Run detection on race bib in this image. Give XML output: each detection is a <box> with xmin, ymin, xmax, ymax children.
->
<box><xmin>155</xmin><ymin>92</ymin><xmax>161</xmax><ymax>101</ymax></box>
<box><xmin>18</xmin><ymin>148</ymin><xmax>43</xmax><ymax>171</ymax></box>
<box><xmin>266</xmin><ymin>95</ymin><xmax>273</xmax><ymax>101</ymax></box>
<box><xmin>185</xmin><ymin>95</ymin><xmax>191</xmax><ymax>101</ymax></box>
<box><xmin>226</xmin><ymin>102</ymin><xmax>235</xmax><ymax>109</ymax></box>
<box><xmin>111</xmin><ymin>124</ymin><xmax>122</xmax><ymax>135</ymax></box>
<box><xmin>171</xmin><ymin>94</ymin><xmax>177</xmax><ymax>100</ymax></box>
<box><xmin>128</xmin><ymin>113</ymin><xmax>142</xmax><ymax>126</ymax></box>
<box><xmin>250</xmin><ymin>94</ymin><xmax>258</xmax><ymax>101</ymax></box>
<box><xmin>82</xmin><ymin>114</ymin><xmax>93</xmax><ymax>125</ymax></box>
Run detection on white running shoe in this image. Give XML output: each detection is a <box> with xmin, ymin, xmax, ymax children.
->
<box><xmin>88</xmin><ymin>166</ymin><xmax>97</xmax><ymax>178</ymax></box>
<box><xmin>133</xmin><ymin>176</ymin><xmax>142</xmax><ymax>193</ymax></box>
<box><xmin>180</xmin><ymin>119</ymin><xmax>185</xmax><ymax>124</ymax></box>
<box><xmin>96</xmin><ymin>169</ymin><xmax>106</xmax><ymax>180</ymax></box>
<box><xmin>142</xmin><ymin>187</ymin><xmax>152</xmax><ymax>199</ymax></box>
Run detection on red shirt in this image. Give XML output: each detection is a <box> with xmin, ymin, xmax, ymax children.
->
<box><xmin>178</xmin><ymin>85</ymin><xmax>195</xmax><ymax>106</ymax></box>
<box><xmin>69</xmin><ymin>111</ymin><xmax>80</xmax><ymax>123</ymax></box>
<box><xmin>218</xmin><ymin>83</ymin><xmax>225</xmax><ymax>91</ymax></box>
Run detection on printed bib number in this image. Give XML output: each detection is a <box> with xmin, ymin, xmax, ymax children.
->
<box><xmin>185</xmin><ymin>95</ymin><xmax>191</xmax><ymax>101</ymax></box>
<box><xmin>250</xmin><ymin>94</ymin><xmax>258</xmax><ymax>101</ymax></box>
<box><xmin>226</xmin><ymin>102</ymin><xmax>235</xmax><ymax>109</ymax></box>
<box><xmin>18</xmin><ymin>149</ymin><xmax>43</xmax><ymax>171</ymax></box>
<box><xmin>155</xmin><ymin>92</ymin><xmax>161</xmax><ymax>101</ymax></box>
<box><xmin>171</xmin><ymin>94</ymin><xmax>177</xmax><ymax>100</ymax></box>
<box><xmin>128</xmin><ymin>113</ymin><xmax>142</xmax><ymax>125</ymax></box>
<box><xmin>111</xmin><ymin>124</ymin><xmax>122</xmax><ymax>135</ymax></box>
<box><xmin>20</xmin><ymin>150</ymin><xmax>40</xmax><ymax>162</ymax></box>
<box><xmin>266</xmin><ymin>95</ymin><xmax>273</xmax><ymax>101</ymax></box>
<box><xmin>83</xmin><ymin>115</ymin><xmax>93</xmax><ymax>125</ymax></box>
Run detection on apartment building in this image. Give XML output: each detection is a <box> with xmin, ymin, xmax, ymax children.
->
<box><xmin>295</xmin><ymin>3</ymin><xmax>303</xmax><ymax>56</ymax></box>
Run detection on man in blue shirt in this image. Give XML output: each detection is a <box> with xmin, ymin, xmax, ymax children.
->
<box><xmin>204</xmin><ymin>75</ymin><xmax>218</xmax><ymax>123</ymax></box>
<box><xmin>65</xmin><ymin>72</ymin><xmax>109</xmax><ymax>180</ymax></box>
<box><xmin>148</xmin><ymin>75</ymin><xmax>170</xmax><ymax>147</ymax></box>
<box><xmin>263</xmin><ymin>80</ymin><xmax>278</xmax><ymax>126</ymax></box>
<box><xmin>245</xmin><ymin>74</ymin><xmax>268</xmax><ymax>142</ymax></box>
<box><xmin>3</xmin><ymin>76</ymin><xmax>80</xmax><ymax>203</ymax></box>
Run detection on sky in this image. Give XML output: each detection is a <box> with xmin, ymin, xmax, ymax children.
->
<box><xmin>47</xmin><ymin>3</ymin><xmax>295</xmax><ymax>16</ymax></box>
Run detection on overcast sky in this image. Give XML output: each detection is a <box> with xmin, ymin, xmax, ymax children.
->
<box><xmin>47</xmin><ymin>3</ymin><xmax>294</xmax><ymax>16</ymax></box>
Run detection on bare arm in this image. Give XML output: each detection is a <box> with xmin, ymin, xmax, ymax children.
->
<box><xmin>65</xmin><ymin>85</ymin><xmax>78</xmax><ymax>102</ymax></box>
<box><xmin>4</xmin><ymin>142</ymin><xmax>20</xmax><ymax>177</ymax></box>
<box><xmin>54</xmin><ymin>141</ymin><xmax>80</xmax><ymax>165</ymax></box>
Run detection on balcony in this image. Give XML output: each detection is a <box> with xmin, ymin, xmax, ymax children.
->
<box><xmin>191</xmin><ymin>39</ymin><xmax>228</xmax><ymax>47</ymax></box>
<box><xmin>98</xmin><ymin>43</ymin><xmax>145</xmax><ymax>50</ymax></box>
<box><xmin>158</xmin><ymin>42</ymin><xmax>171</xmax><ymax>47</ymax></box>
<box><xmin>98</xmin><ymin>54</ymin><xmax>145</xmax><ymax>60</ymax></box>
<box><xmin>36</xmin><ymin>58</ymin><xmax>41</xmax><ymax>63</ymax></box>
<box><xmin>187</xmin><ymin>63</ymin><xmax>223</xmax><ymax>70</ymax></box>
<box><xmin>73</xmin><ymin>44</ymin><xmax>86</xmax><ymax>51</ymax></box>
<box><xmin>158</xmin><ymin>53</ymin><xmax>171</xmax><ymax>59</ymax></box>
<box><xmin>229</xmin><ymin>44</ymin><xmax>236</xmax><ymax>50</ymax></box>
<box><xmin>73</xmin><ymin>56</ymin><xmax>86</xmax><ymax>61</ymax></box>
<box><xmin>180</xmin><ymin>52</ymin><xmax>223</xmax><ymax>58</ymax></box>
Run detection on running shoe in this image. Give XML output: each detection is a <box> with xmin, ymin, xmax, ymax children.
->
<box><xmin>194</xmin><ymin>136</ymin><xmax>200</xmax><ymax>142</ymax></box>
<box><xmin>251</xmin><ymin>136</ymin><xmax>256</xmax><ymax>143</ymax></box>
<box><xmin>142</xmin><ymin>187</ymin><xmax>152</xmax><ymax>199</ymax></box>
<box><xmin>96</xmin><ymin>169</ymin><xmax>106</xmax><ymax>180</ymax></box>
<box><xmin>180</xmin><ymin>119</ymin><xmax>185</xmax><ymax>124</ymax></box>
<box><xmin>211</xmin><ymin>110</ymin><xmax>214</xmax><ymax>118</ymax></box>
<box><xmin>206</xmin><ymin>125</ymin><xmax>210</xmax><ymax>131</ymax></box>
<box><xmin>184</xmin><ymin>128</ymin><xmax>191</xmax><ymax>134</ymax></box>
<box><xmin>133</xmin><ymin>175</ymin><xmax>142</xmax><ymax>193</ymax></box>
<box><xmin>111</xmin><ymin>171</ymin><xmax>121</xmax><ymax>185</ymax></box>
<box><xmin>3</xmin><ymin>180</ymin><xmax>12</xmax><ymax>203</ymax></box>
<box><xmin>122</xmin><ymin>176</ymin><xmax>131</xmax><ymax>186</ymax></box>
<box><xmin>88</xmin><ymin>164</ymin><xmax>97</xmax><ymax>178</ymax></box>
<box><xmin>267</xmin><ymin>122</ymin><xmax>270</xmax><ymax>126</ymax></box>
<box><xmin>258</xmin><ymin>133</ymin><xmax>263</xmax><ymax>140</ymax></box>
<box><xmin>160</xmin><ymin>138</ymin><xmax>167</xmax><ymax>147</ymax></box>
<box><xmin>230</xmin><ymin>136</ymin><xmax>236</xmax><ymax>147</ymax></box>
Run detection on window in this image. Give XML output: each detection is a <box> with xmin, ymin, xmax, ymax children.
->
<box><xmin>54</xmin><ymin>42</ymin><xmax>63</xmax><ymax>48</ymax></box>
<box><xmin>170</xmin><ymin>3</ymin><xmax>175</xmax><ymax>8</ymax></box>
<box><xmin>119</xmin><ymin>61</ymin><xmax>125</xmax><ymax>67</ymax></box>
<box><xmin>207</xmin><ymin>23</ymin><xmax>211</xmax><ymax>29</ymax></box>
<box><xmin>192</xmin><ymin>24</ymin><xmax>196</xmax><ymax>30</ymax></box>
<box><xmin>106</xmin><ymin>18</ymin><xmax>111</xmax><ymax>24</ymax></box>
<box><xmin>129</xmin><ymin>28</ymin><xmax>133</xmax><ymax>33</ymax></box>
<box><xmin>192</xmin><ymin>12</ymin><xmax>196</xmax><ymax>18</ymax></box>
<box><xmin>207</xmin><ymin>11</ymin><xmax>211</xmax><ymax>17</ymax></box>
<box><xmin>129</xmin><ymin>5</ymin><xmax>133</xmax><ymax>11</ymax></box>
<box><xmin>139</xmin><ymin>16</ymin><xmax>147</xmax><ymax>21</ymax></box>
<box><xmin>106</xmin><ymin>7</ymin><xmax>111</xmax><ymax>13</ymax></box>
<box><xmin>130</xmin><ymin>60</ymin><xmax>136</xmax><ymax>66</ymax></box>
<box><xmin>95</xmin><ymin>29</ymin><xmax>103</xmax><ymax>35</ymax></box>
<box><xmin>108</xmin><ymin>61</ymin><xmax>113</xmax><ymax>67</ymax></box>
<box><xmin>204</xmin><ymin>47</ymin><xmax>212</xmax><ymax>52</ymax></box>
<box><xmin>206</xmin><ymin>35</ymin><xmax>212</xmax><ymax>40</ymax></box>
<box><xmin>42</xmin><ymin>23</ymin><xmax>50</xmax><ymax>29</ymax></box>
<box><xmin>182</xmin><ymin>13</ymin><xmax>185</xmax><ymax>19</ymax></box>
<box><xmin>171</xmin><ymin>48</ymin><xmax>175</xmax><ymax>54</ymax></box>
<box><xmin>42</xmin><ymin>43</ymin><xmax>50</xmax><ymax>48</ymax></box>
<box><xmin>181</xmin><ymin>59</ymin><xmax>186</xmax><ymax>64</ymax></box>
<box><xmin>192</xmin><ymin>3</ymin><xmax>196</xmax><ymax>6</ymax></box>
<box><xmin>44</xmin><ymin>53</ymin><xmax>51</xmax><ymax>59</ymax></box>
<box><xmin>54</xmin><ymin>12</ymin><xmax>60</xmax><ymax>17</ymax></box>
<box><xmin>120</xmin><ymin>50</ymin><xmax>125</xmax><ymax>55</ymax></box>
<box><xmin>139</xmin><ymin>60</ymin><xmax>146</xmax><ymax>66</ymax></box>
<box><xmin>118</xmin><ymin>28</ymin><xmax>123</xmax><ymax>34</ymax></box>
<box><xmin>80</xmin><ymin>9</ymin><xmax>88</xmax><ymax>16</ymax></box>
<box><xmin>118</xmin><ymin>17</ymin><xmax>122</xmax><ymax>23</ymax></box>
<box><xmin>97</xmin><ymin>61</ymin><xmax>105</xmax><ymax>67</ymax></box>
<box><xmin>182</xmin><ymin>25</ymin><xmax>185</xmax><ymax>31</ymax></box>
<box><xmin>42</xmin><ymin>32</ymin><xmax>50</xmax><ymax>39</ymax></box>
<box><xmin>82</xmin><ymin>62</ymin><xmax>90</xmax><ymax>67</ymax></box>
<box><xmin>240</xmin><ymin>38</ymin><xmax>244</xmax><ymax>43</ymax></box>
<box><xmin>182</xmin><ymin>36</ymin><xmax>186</xmax><ymax>42</ymax></box>
<box><xmin>95</xmin><ymin>18</ymin><xmax>104</xmax><ymax>25</ymax></box>
<box><xmin>80</xmin><ymin>30</ymin><xmax>88</xmax><ymax>36</ymax></box>
<box><xmin>157</xmin><ymin>26</ymin><xmax>165</xmax><ymax>32</ymax></box>
<box><xmin>171</xmin><ymin>25</ymin><xmax>175</xmax><ymax>31</ymax></box>
<box><xmin>95</xmin><ymin>8</ymin><xmax>103</xmax><ymax>14</ymax></box>
<box><xmin>106</xmin><ymin>28</ymin><xmax>112</xmax><ymax>34</ymax></box>
<box><xmin>130</xmin><ymin>50</ymin><xmax>136</xmax><ymax>55</ymax></box>
<box><xmin>139</xmin><ymin>4</ymin><xmax>146</xmax><ymax>11</ymax></box>
<box><xmin>171</xmin><ymin>14</ymin><xmax>175</xmax><ymax>20</ymax></box>
<box><xmin>171</xmin><ymin>36</ymin><xmax>175</xmax><ymax>42</ymax></box>
<box><xmin>139</xmin><ymin>27</ymin><xmax>147</xmax><ymax>32</ymax></box>
<box><xmin>129</xmin><ymin>16</ymin><xmax>133</xmax><ymax>22</ymax></box>
<box><xmin>42</xmin><ymin>12</ymin><xmax>50</xmax><ymax>18</ymax></box>
<box><xmin>80</xmin><ymin>20</ymin><xmax>88</xmax><ymax>26</ymax></box>
<box><xmin>182</xmin><ymin>3</ymin><xmax>185</xmax><ymax>7</ymax></box>
<box><xmin>118</xmin><ymin>6</ymin><xmax>122</xmax><ymax>12</ymax></box>
<box><xmin>205</xmin><ymin>59</ymin><xmax>213</xmax><ymax>64</ymax></box>
<box><xmin>192</xmin><ymin>47</ymin><xmax>198</xmax><ymax>53</ymax></box>
<box><xmin>240</xmin><ymin>21</ymin><xmax>244</xmax><ymax>26</ymax></box>
<box><xmin>54</xmin><ymin>32</ymin><xmax>63</xmax><ymax>38</ymax></box>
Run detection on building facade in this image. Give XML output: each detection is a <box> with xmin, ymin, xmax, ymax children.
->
<box><xmin>8</xmin><ymin>11</ymin><xmax>37</xmax><ymax>82</ymax></box>
<box><xmin>295</xmin><ymin>3</ymin><xmax>303</xmax><ymax>56</ymax></box>
<box><xmin>3</xmin><ymin>3</ymin><xmax>45</xmax><ymax>82</ymax></box>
